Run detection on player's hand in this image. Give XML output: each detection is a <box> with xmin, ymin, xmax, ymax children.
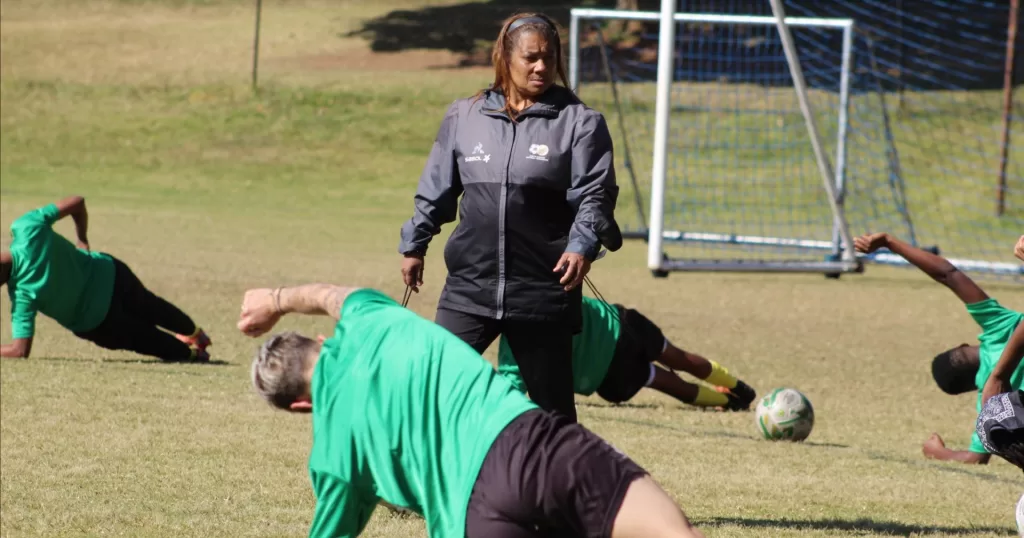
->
<box><xmin>401</xmin><ymin>255</ymin><xmax>424</xmax><ymax>293</ymax></box>
<box><xmin>981</xmin><ymin>374</ymin><xmax>1012</xmax><ymax>407</ymax></box>
<box><xmin>853</xmin><ymin>233</ymin><xmax>889</xmax><ymax>254</ymax></box>
<box><xmin>921</xmin><ymin>432</ymin><xmax>946</xmax><ymax>459</ymax></box>
<box><xmin>554</xmin><ymin>252</ymin><xmax>591</xmax><ymax>291</ymax></box>
<box><xmin>1014</xmin><ymin>235</ymin><xmax>1024</xmax><ymax>262</ymax></box>
<box><xmin>76</xmin><ymin>239</ymin><xmax>90</xmax><ymax>252</ymax></box>
<box><xmin>237</xmin><ymin>288</ymin><xmax>282</xmax><ymax>337</ymax></box>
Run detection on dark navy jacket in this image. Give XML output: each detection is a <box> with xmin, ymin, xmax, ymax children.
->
<box><xmin>399</xmin><ymin>86</ymin><xmax>622</xmax><ymax>324</ymax></box>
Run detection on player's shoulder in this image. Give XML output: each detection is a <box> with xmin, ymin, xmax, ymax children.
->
<box><xmin>9</xmin><ymin>204</ymin><xmax>58</xmax><ymax>236</ymax></box>
<box><xmin>966</xmin><ymin>296</ymin><xmax>1022</xmax><ymax>318</ymax></box>
<box><xmin>341</xmin><ymin>288</ymin><xmax>400</xmax><ymax>316</ymax></box>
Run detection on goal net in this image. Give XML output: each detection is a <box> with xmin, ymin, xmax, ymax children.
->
<box><xmin>570</xmin><ymin>0</ymin><xmax>1022</xmax><ymax>279</ymax></box>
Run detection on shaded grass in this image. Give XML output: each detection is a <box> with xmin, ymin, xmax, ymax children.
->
<box><xmin>1</xmin><ymin>1</ymin><xmax>1023</xmax><ymax>537</ymax></box>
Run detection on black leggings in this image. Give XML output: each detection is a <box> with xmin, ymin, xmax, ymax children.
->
<box><xmin>74</xmin><ymin>258</ymin><xmax>197</xmax><ymax>361</ymax></box>
<box><xmin>435</xmin><ymin>308</ymin><xmax>577</xmax><ymax>423</ymax></box>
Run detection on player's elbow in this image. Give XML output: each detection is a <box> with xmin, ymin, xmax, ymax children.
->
<box><xmin>56</xmin><ymin>195</ymin><xmax>87</xmax><ymax>218</ymax></box>
<box><xmin>965</xmin><ymin>452</ymin><xmax>990</xmax><ymax>465</ymax></box>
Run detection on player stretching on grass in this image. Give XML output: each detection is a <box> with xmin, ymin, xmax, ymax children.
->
<box><xmin>238</xmin><ymin>283</ymin><xmax>705</xmax><ymax>538</ymax></box>
<box><xmin>0</xmin><ymin>196</ymin><xmax>211</xmax><ymax>361</ymax></box>
<box><xmin>855</xmin><ymin>232</ymin><xmax>1024</xmax><ymax>465</ymax></box>
<box><xmin>497</xmin><ymin>297</ymin><xmax>757</xmax><ymax>411</ymax></box>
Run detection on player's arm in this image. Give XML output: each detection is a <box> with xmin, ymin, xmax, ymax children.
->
<box><xmin>981</xmin><ymin>321</ymin><xmax>1024</xmax><ymax>405</ymax></box>
<box><xmin>308</xmin><ymin>472</ymin><xmax>376</xmax><ymax>538</ymax></box>
<box><xmin>237</xmin><ymin>284</ymin><xmax>362</xmax><ymax>337</ymax></box>
<box><xmin>854</xmin><ymin>233</ymin><xmax>987</xmax><ymax>304</ymax></box>
<box><xmin>2</xmin><ymin>298</ymin><xmax>37</xmax><ymax>358</ymax></box>
<box><xmin>922</xmin><ymin>433</ymin><xmax>991</xmax><ymax>464</ymax></box>
<box><xmin>52</xmin><ymin>195</ymin><xmax>90</xmax><ymax>250</ymax></box>
<box><xmin>0</xmin><ymin>338</ymin><xmax>32</xmax><ymax>358</ymax></box>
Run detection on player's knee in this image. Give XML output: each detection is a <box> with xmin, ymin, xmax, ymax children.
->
<box><xmin>931</xmin><ymin>344</ymin><xmax>980</xmax><ymax>395</ymax></box>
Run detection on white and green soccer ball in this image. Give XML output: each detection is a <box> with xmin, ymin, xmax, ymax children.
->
<box><xmin>755</xmin><ymin>387</ymin><xmax>814</xmax><ymax>442</ymax></box>
<box><xmin>1016</xmin><ymin>492</ymin><xmax>1023</xmax><ymax>537</ymax></box>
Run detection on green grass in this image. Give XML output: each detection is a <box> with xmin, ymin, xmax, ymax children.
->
<box><xmin>2</xmin><ymin>1</ymin><xmax>1023</xmax><ymax>537</ymax></box>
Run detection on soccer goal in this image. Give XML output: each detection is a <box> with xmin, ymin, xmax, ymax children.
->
<box><xmin>568</xmin><ymin>0</ymin><xmax>1023</xmax><ymax>279</ymax></box>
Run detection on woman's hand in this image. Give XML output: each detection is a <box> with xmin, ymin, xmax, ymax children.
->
<box><xmin>402</xmin><ymin>254</ymin><xmax>425</xmax><ymax>293</ymax></box>
<box><xmin>554</xmin><ymin>252</ymin><xmax>591</xmax><ymax>291</ymax></box>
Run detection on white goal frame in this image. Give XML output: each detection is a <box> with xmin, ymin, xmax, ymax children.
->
<box><xmin>569</xmin><ymin>4</ymin><xmax>861</xmax><ymax>275</ymax></box>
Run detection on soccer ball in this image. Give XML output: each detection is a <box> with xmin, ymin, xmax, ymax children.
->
<box><xmin>755</xmin><ymin>387</ymin><xmax>814</xmax><ymax>442</ymax></box>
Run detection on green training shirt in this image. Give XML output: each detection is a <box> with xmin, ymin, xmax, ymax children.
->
<box><xmin>307</xmin><ymin>289</ymin><xmax>537</xmax><ymax>538</ymax></box>
<box><xmin>497</xmin><ymin>296</ymin><xmax>621</xmax><ymax>396</ymax></box>
<box><xmin>966</xmin><ymin>298</ymin><xmax>1024</xmax><ymax>453</ymax></box>
<box><xmin>6</xmin><ymin>204</ymin><xmax>115</xmax><ymax>339</ymax></box>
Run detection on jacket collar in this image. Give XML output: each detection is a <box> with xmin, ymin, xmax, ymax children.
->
<box><xmin>480</xmin><ymin>85</ymin><xmax>579</xmax><ymax>119</ymax></box>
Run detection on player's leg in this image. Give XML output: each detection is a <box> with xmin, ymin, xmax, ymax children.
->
<box><xmin>465</xmin><ymin>409</ymin><xmax>556</xmax><ymax>538</ymax></box>
<box><xmin>434</xmin><ymin>308</ymin><xmax>502</xmax><ymax>354</ymax></box>
<box><xmin>503</xmin><ymin>321</ymin><xmax>576</xmax><ymax>422</ymax></box>
<box><xmin>656</xmin><ymin>341</ymin><xmax>756</xmax><ymax>410</ymax></box>
<box><xmin>505</xmin><ymin>409</ymin><xmax>705</xmax><ymax>538</ymax></box>
<box><xmin>124</xmin><ymin>322</ymin><xmax>203</xmax><ymax>361</ymax></box>
<box><xmin>75</xmin><ymin>302</ymin><xmax>196</xmax><ymax>361</ymax></box>
<box><xmin>610</xmin><ymin>476</ymin><xmax>705</xmax><ymax>538</ymax></box>
<box><xmin>647</xmin><ymin>364</ymin><xmax>729</xmax><ymax>409</ymax></box>
<box><xmin>109</xmin><ymin>257</ymin><xmax>210</xmax><ymax>351</ymax></box>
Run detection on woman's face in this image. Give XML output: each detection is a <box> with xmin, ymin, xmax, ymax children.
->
<box><xmin>508</xmin><ymin>30</ymin><xmax>556</xmax><ymax>99</ymax></box>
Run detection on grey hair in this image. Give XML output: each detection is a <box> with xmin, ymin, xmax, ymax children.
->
<box><xmin>251</xmin><ymin>331</ymin><xmax>319</xmax><ymax>410</ymax></box>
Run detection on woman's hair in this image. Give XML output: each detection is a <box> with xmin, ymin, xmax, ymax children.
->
<box><xmin>251</xmin><ymin>331</ymin><xmax>319</xmax><ymax>410</ymax></box>
<box><xmin>484</xmin><ymin>12</ymin><xmax>571</xmax><ymax>118</ymax></box>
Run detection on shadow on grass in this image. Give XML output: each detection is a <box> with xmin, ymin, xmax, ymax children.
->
<box><xmin>701</xmin><ymin>516</ymin><xmax>1016</xmax><ymax>536</ymax></box>
<box><xmin>342</xmin><ymin>1</ymin><xmax>614</xmax><ymax>61</ymax></box>
<box><xmin>867</xmin><ymin>451</ymin><xmax>1023</xmax><ymax>486</ymax></box>
<box><xmin>586</xmin><ymin>411</ymin><xmax>852</xmax><ymax>448</ymax></box>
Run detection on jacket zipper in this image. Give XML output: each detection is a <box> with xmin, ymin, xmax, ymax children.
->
<box><xmin>496</xmin><ymin>118</ymin><xmax>517</xmax><ymax>319</ymax></box>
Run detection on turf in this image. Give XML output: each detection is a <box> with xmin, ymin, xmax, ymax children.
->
<box><xmin>1</xmin><ymin>1</ymin><xmax>1022</xmax><ymax>537</ymax></box>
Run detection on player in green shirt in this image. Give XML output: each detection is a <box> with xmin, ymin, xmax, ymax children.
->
<box><xmin>237</xmin><ymin>283</ymin><xmax>706</xmax><ymax>538</ymax></box>
<box><xmin>1</xmin><ymin>196</ymin><xmax>211</xmax><ymax>361</ymax></box>
<box><xmin>855</xmin><ymin>232</ymin><xmax>1024</xmax><ymax>465</ymax></box>
<box><xmin>497</xmin><ymin>297</ymin><xmax>757</xmax><ymax>411</ymax></box>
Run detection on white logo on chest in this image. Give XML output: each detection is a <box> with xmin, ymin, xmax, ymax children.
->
<box><xmin>464</xmin><ymin>142</ymin><xmax>490</xmax><ymax>163</ymax></box>
<box><xmin>527</xmin><ymin>143</ymin><xmax>550</xmax><ymax>162</ymax></box>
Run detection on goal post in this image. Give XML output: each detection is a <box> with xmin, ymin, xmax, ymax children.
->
<box><xmin>569</xmin><ymin>5</ymin><xmax>861</xmax><ymax>275</ymax></box>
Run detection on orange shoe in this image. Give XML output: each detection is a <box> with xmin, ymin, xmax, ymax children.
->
<box><xmin>177</xmin><ymin>328</ymin><xmax>211</xmax><ymax>351</ymax></box>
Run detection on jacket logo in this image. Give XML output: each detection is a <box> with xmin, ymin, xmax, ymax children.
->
<box><xmin>527</xmin><ymin>143</ymin><xmax>550</xmax><ymax>162</ymax></box>
<box><xmin>464</xmin><ymin>142</ymin><xmax>491</xmax><ymax>163</ymax></box>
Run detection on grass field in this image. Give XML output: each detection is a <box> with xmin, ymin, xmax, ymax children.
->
<box><xmin>1</xmin><ymin>1</ymin><xmax>1023</xmax><ymax>536</ymax></box>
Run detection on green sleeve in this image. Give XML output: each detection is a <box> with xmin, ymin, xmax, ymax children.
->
<box><xmin>966</xmin><ymin>299</ymin><xmax>1023</xmax><ymax>336</ymax></box>
<box><xmin>496</xmin><ymin>336</ymin><xmax>528</xmax><ymax>394</ymax></box>
<box><xmin>11</xmin><ymin>204</ymin><xmax>59</xmax><ymax>233</ymax></box>
<box><xmin>9</xmin><ymin>290</ymin><xmax>36</xmax><ymax>339</ymax></box>
<box><xmin>308</xmin><ymin>471</ymin><xmax>377</xmax><ymax>538</ymax></box>
<box><xmin>968</xmin><ymin>429</ymin><xmax>988</xmax><ymax>454</ymax></box>
<box><xmin>339</xmin><ymin>288</ymin><xmax>391</xmax><ymax>320</ymax></box>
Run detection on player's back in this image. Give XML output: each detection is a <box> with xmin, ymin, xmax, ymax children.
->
<box><xmin>7</xmin><ymin>205</ymin><xmax>114</xmax><ymax>332</ymax></box>
<box><xmin>309</xmin><ymin>289</ymin><xmax>536</xmax><ymax>536</ymax></box>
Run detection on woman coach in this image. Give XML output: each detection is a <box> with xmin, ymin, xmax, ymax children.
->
<box><xmin>397</xmin><ymin>12</ymin><xmax>622</xmax><ymax>423</ymax></box>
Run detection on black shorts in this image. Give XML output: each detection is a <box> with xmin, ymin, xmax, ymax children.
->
<box><xmin>466</xmin><ymin>409</ymin><xmax>648</xmax><ymax>538</ymax></box>
<box><xmin>595</xmin><ymin>306</ymin><xmax>666</xmax><ymax>404</ymax></box>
